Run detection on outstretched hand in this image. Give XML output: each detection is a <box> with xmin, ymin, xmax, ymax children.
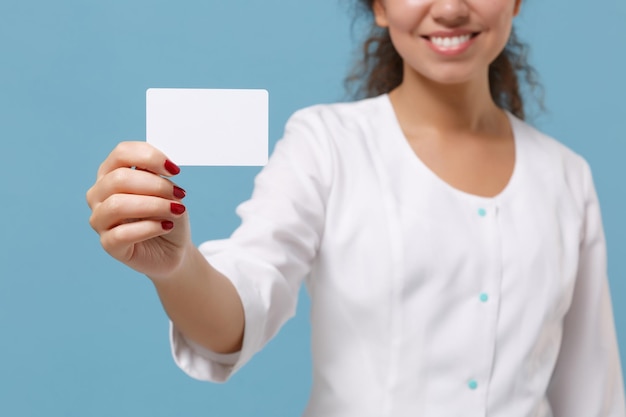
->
<box><xmin>86</xmin><ymin>141</ymin><xmax>193</xmax><ymax>280</ymax></box>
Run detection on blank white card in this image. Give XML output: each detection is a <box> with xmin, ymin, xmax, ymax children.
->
<box><xmin>146</xmin><ymin>88</ymin><xmax>268</xmax><ymax>166</ymax></box>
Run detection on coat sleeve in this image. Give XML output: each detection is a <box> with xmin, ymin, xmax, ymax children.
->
<box><xmin>547</xmin><ymin>160</ymin><xmax>626</xmax><ymax>416</ymax></box>
<box><xmin>170</xmin><ymin>108</ymin><xmax>333</xmax><ymax>382</ymax></box>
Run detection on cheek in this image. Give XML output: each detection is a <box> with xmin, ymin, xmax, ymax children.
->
<box><xmin>475</xmin><ymin>0</ymin><xmax>516</xmax><ymax>27</ymax></box>
<box><xmin>489</xmin><ymin>10</ymin><xmax>515</xmax><ymax>45</ymax></box>
<box><xmin>403</xmin><ymin>0</ymin><xmax>431</xmax><ymax>5</ymax></box>
<box><xmin>384</xmin><ymin>0</ymin><xmax>430</xmax><ymax>32</ymax></box>
<box><xmin>471</xmin><ymin>1</ymin><xmax>515</xmax><ymax>44</ymax></box>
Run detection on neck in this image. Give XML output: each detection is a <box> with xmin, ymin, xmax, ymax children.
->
<box><xmin>390</xmin><ymin>66</ymin><xmax>504</xmax><ymax>135</ymax></box>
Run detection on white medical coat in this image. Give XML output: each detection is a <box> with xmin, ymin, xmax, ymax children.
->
<box><xmin>171</xmin><ymin>95</ymin><xmax>625</xmax><ymax>416</ymax></box>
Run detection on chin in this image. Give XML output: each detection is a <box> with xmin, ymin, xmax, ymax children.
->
<box><xmin>412</xmin><ymin>66</ymin><xmax>480</xmax><ymax>88</ymax></box>
<box><xmin>429</xmin><ymin>74</ymin><xmax>473</xmax><ymax>85</ymax></box>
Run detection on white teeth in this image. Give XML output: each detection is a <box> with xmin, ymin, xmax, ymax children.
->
<box><xmin>430</xmin><ymin>34</ymin><xmax>472</xmax><ymax>49</ymax></box>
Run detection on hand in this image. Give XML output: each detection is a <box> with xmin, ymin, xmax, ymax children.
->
<box><xmin>86</xmin><ymin>142</ymin><xmax>192</xmax><ymax>280</ymax></box>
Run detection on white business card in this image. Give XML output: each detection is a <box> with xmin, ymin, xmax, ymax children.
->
<box><xmin>146</xmin><ymin>88</ymin><xmax>268</xmax><ymax>166</ymax></box>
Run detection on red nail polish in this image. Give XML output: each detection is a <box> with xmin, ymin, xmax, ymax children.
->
<box><xmin>162</xmin><ymin>221</ymin><xmax>174</xmax><ymax>230</ymax></box>
<box><xmin>173</xmin><ymin>186</ymin><xmax>186</xmax><ymax>199</ymax></box>
<box><xmin>164</xmin><ymin>159</ymin><xmax>180</xmax><ymax>175</ymax></box>
<box><xmin>171</xmin><ymin>202</ymin><xmax>186</xmax><ymax>215</ymax></box>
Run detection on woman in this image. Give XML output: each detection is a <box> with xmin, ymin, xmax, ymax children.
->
<box><xmin>86</xmin><ymin>0</ymin><xmax>625</xmax><ymax>415</ymax></box>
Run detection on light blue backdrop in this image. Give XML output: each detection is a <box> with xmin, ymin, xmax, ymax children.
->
<box><xmin>1</xmin><ymin>1</ymin><xmax>624</xmax><ymax>416</ymax></box>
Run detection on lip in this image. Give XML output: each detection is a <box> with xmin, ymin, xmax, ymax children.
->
<box><xmin>421</xmin><ymin>30</ymin><xmax>481</xmax><ymax>57</ymax></box>
<box><xmin>424</xmin><ymin>29</ymin><xmax>478</xmax><ymax>38</ymax></box>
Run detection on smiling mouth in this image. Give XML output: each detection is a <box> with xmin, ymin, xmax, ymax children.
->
<box><xmin>423</xmin><ymin>33</ymin><xmax>480</xmax><ymax>50</ymax></box>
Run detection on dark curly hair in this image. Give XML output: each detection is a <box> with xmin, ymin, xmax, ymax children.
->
<box><xmin>346</xmin><ymin>0</ymin><xmax>542</xmax><ymax>120</ymax></box>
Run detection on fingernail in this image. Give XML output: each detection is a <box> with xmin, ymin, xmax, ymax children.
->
<box><xmin>173</xmin><ymin>186</ymin><xmax>186</xmax><ymax>199</ymax></box>
<box><xmin>171</xmin><ymin>202</ymin><xmax>186</xmax><ymax>215</ymax></box>
<box><xmin>162</xmin><ymin>221</ymin><xmax>174</xmax><ymax>230</ymax></box>
<box><xmin>164</xmin><ymin>159</ymin><xmax>180</xmax><ymax>175</ymax></box>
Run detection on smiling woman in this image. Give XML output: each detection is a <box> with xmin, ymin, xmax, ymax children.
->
<box><xmin>84</xmin><ymin>0</ymin><xmax>626</xmax><ymax>416</ymax></box>
<box><xmin>348</xmin><ymin>0</ymin><xmax>539</xmax><ymax>119</ymax></box>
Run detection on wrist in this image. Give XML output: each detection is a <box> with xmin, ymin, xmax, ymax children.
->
<box><xmin>147</xmin><ymin>241</ymin><xmax>203</xmax><ymax>284</ymax></box>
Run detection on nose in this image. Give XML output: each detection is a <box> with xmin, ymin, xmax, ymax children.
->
<box><xmin>430</xmin><ymin>0</ymin><xmax>470</xmax><ymax>27</ymax></box>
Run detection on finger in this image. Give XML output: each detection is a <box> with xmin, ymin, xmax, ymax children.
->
<box><xmin>87</xmin><ymin>167</ymin><xmax>186</xmax><ymax>209</ymax></box>
<box><xmin>100</xmin><ymin>219</ymin><xmax>175</xmax><ymax>262</ymax></box>
<box><xmin>89</xmin><ymin>193</ymin><xmax>186</xmax><ymax>233</ymax></box>
<box><xmin>96</xmin><ymin>141</ymin><xmax>181</xmax><ymax>181</ymax></box>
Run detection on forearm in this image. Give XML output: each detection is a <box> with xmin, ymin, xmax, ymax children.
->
<box><xmin>150</xmin><ymin>246</ymin><xmax>245</xmax><ymax>354</ymax></box>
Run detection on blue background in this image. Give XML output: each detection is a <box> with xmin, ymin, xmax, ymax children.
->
<box><xmin>1</xmin><ymin>1</ymin><xmax>624</xmax><ymax>416</ymax></box>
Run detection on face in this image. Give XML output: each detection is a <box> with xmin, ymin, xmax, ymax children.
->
<box><xmin>373</xmin><ymin>0</ymin><xmax>522</xmax><ymax>86</ymax></box>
